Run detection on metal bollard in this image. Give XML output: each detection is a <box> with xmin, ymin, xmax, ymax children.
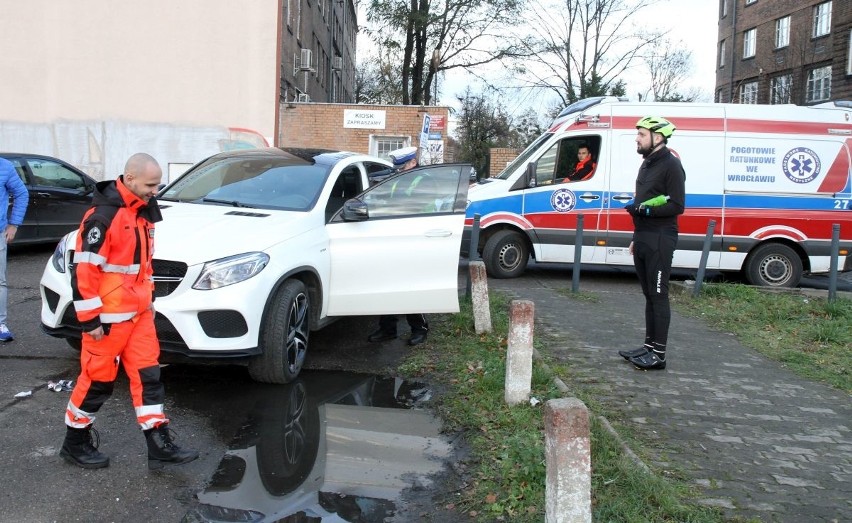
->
<box><xmin>505</xmin><ymin>300</ymin><xmax>534</xmax><ymax>405</ymax></box>
<box><xmin>469</xmin><ymin>260</ymin><xmax>492</xmax><ymax>334</ymax></box>
<box><xmin>693</xmin><ymin>220</ymin><xmax>717</xmax><ymax>297</ymax></box>
<box><xmin>572</xmin><ymin>214</ymin><xmax>584</xmax><ymax>293</ymax></box>
<box><xmin>545</xmin><ymin>398</ymin><xmax>592</xmax><ymax>523</ymax></box>
<box><xmin>828</xmin><ymin>223</ymin><xmax>840</xmax><ymax>303</ymax></box>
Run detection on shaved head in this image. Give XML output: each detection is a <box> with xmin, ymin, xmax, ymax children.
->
<box><xmin>123</xmin><ymin>153</ymin><xmax>162</xmax><ymax>202</ymax></box>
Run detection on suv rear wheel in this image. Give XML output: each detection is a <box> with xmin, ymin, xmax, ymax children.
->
<box><xmin>249</xmin><ymin>279</ymin><xmax>310</xmax><ymax>384</ymax></box>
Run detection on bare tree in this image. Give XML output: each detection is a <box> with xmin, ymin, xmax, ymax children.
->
<box><xmin>516</xmin><ymin>0</ymin><xmax>655</xmax><ymax>105</ymax></box>
<box><xmin>455</xmin><ymin>88</ymin><xmax>515</xmax><ymax>174</ymax></box>
<box><xmin>364</xmin><ymin>0</ymin><xmax>525</xmax><ymax>105</ymax></box>
<box><xmin>355</xmin><ymin>51</ymin><xmax>404</xmax><ymax>104</ymax></box>
<box><xmin>640</xmin><ymin>37</ymin><xmax>701</xmax><ymax>102</ymax></box>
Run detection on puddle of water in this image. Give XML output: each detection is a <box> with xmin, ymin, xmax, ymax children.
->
<box><xmin>182</xmin><ymin>371</ymin><xmax>451</xmax><ymax>523</ymax></box>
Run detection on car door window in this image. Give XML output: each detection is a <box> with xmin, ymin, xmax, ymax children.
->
<box><xmin>28</xmin><ymin>159</ymin><xmax>87</xmax><ymax>190</ymax></box>
<box><xmin>362</xmin><ymin>165</ymin><xmax>468</xmax><ymax>218</ymax></box>
<box><xmin>7</xmin><ymin>159</ymin><xmax>28</xmax><ymax>185</ymax></box>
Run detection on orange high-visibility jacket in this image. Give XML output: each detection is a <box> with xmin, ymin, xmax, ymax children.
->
<box><xmin>71</xmin><ymin>177</ymin><xmax>163</xmax><ymax>332</ymax></box>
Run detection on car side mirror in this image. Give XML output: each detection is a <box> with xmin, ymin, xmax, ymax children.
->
<box><xmin>525</xmin><ymin>161</ymin><xmax>537</xmax><ymax>188</ymax></box>
<box><xmin>341</xmin><ymin>198</ymin><xmax>369</xmax><ymax>221</ymax></box>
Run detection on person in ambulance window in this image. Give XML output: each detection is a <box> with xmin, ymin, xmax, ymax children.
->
<box><xmin>564</xmin><ymin>143</ymin><xmax>596</xmax><ymax>182</ymax></box>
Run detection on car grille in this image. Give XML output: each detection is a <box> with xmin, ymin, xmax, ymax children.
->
<box><xmin>152</xmin><ymin>259</ymin><xmax>188</xmax><ymax>297</ymax></box>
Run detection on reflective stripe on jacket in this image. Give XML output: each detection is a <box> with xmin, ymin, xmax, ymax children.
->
<box><xmin>71</xmin><ymin>177</ymin><xmax>162</xmax><ymax>331</ymax></box>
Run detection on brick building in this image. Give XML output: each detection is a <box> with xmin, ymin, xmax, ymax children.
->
<box><xmin>488</xmin><ymin>148</ymin><xmax>524</xmax><ymax>178</ymax></box>
<box><xmin>715</xmin><ymin>0</ymin><xmax>851</xmax><ymax>104</ymax></box>
<box><xmin>279</xmin><ymin>103</ymin><xmax>452</xmax><ymax>164</ymax></box>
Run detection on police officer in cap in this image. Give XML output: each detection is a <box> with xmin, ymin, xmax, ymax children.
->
<box><xmin>367</xmin><ymin>146</ymin><xmax>429</xmax><ymax>346</ymax></box>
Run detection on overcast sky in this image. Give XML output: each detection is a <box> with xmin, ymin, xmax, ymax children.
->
<box><xmin>358</xmin><ymin>0</ymin><xmax>719</xmax><ymax>117</ymax></box>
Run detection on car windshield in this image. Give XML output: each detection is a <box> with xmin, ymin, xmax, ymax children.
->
<box><xmin>495</xmin><ymin>132</ymin><xmax>552</xmax><ymax>180</ymax></box>
<box><xmin>159</xmin><ymin>155</ymin><xmax>330</xmax><ymax>211</ymax></box>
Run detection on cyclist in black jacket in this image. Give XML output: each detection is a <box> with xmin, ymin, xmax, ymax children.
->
<box><xmin>618</xmin><ymin>116</ymin><xmax>686</xmax><ymax>370</ymax></box>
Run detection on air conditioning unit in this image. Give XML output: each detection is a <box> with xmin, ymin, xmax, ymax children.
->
<box><xmin>296</xmin><ymin>93</ymin><xmax>311</xmax><ymax>103</ymax></box>
<box><xmin>332</xmin><ymin>56</ymin><xmax>343</xmax><ymax>71</ymax></box>
<box><xmin>299</xmin><ymin>48</ymin><xmax>313</xmax><ymax>71</ymax></box>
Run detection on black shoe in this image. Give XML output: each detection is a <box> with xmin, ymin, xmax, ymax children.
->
<box><xmin>367</xmin><ymin>328</ymin><xmax>397</xmax><ymax>342</ymax></box>
<box><xmin>408</xmin><ymin>330</ymin><xmax>428</xmax><ymax>346</ymax></box>
<box><xmin>629</xmin><ymin>351</ymin><xmax>666</xmax><ymax>370</ymax></box>
<box><xmin>618</xmin><ymin>346</ymin><xmax>650</xmax><ymax>360</ymax></box>
<box><xmin>60</xmin><ymin>426</ymin><xmax>110</xmax><ymax>469</ymax></box>
<box><xmin>144</xmin><ymin>424</ymin><xmax>199</xmax><ymax>470</ymax></box>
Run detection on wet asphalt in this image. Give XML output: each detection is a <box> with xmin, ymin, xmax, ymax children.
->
<box><xmin>2</xmin><ymin>244</ymin><xmax>850</xmax><ymax>522</ymax></box>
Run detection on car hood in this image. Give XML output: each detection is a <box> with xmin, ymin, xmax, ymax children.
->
<box><xmin>155</xmin><ymin>202</ymin><xmax>314</xmax><ymax>265</ymax></box>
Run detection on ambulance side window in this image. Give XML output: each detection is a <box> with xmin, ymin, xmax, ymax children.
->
<box><xmin>533</xmin><ymin>142</ymin><xmax>560</xmax><ymax>186</ymax></box>
<box><xmin>533</xmin><ymin>136</ymin><xmax>601</xmax><ymax>186</ymax></box>
<box><xmin>558</xmin><ymin>136</ymin><xmax>601</xmax><ymax>183</ymax></box>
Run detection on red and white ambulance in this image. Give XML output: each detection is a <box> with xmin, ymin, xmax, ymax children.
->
<box><xmin>465</xmin><ymin>97</ymin><xmax>852</xmax><ymax>287</ymax></box>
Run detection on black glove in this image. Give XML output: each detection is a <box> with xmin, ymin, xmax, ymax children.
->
<box><xmin>624</xmin><ymin>203</ymin><xmax>652</xmax><ymax>217</ymax></box>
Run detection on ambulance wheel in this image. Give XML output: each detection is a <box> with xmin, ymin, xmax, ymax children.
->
<box><xmin>249</xmin><ymin>279</ymin><xmax>310</xmax><ymax>384</ymax></box>
<box><xmin>744</xmin><ymin>243</ymin><xmax>802</xmax><ymax>288</ymax></box>
<box><xmin>483</xmin><ymin>229</ymin><xmax>529</xmax><ymax>278</ymax></box>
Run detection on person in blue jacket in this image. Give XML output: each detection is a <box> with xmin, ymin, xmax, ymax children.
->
<box><xmin>0</xmin><ymin>158</ymin><xmax>29</xmax><ymax>341</ymax></box>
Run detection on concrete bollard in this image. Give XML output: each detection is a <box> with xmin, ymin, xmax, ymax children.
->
<box><xmin>469</xmin><ymin>260</ymin><xmax>492</xmax><ymax>334</ymax></box>
<box><xmin>505</xmin><ymin>300</ymin><xmax>534</xmax><ymax>405</ymax></box>
<box><xmin>545</xmin><ymin>398</ymin><xmax>592</xmax><ymax>523</ymax></box>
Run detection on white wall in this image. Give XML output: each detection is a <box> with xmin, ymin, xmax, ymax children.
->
<box><xmin>0</xmin><ymin>0</ymin><xmax>279</xmax><ymax>139</ymax></box>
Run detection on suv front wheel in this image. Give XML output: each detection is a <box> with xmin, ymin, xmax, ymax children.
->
<box><xmin>249</xmin><ymin>279</ymin><xmax>310</xmax><ymax>384</ymax></box>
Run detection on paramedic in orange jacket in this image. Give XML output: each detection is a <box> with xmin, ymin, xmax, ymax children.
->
<box><xmin>565</xmin><ymin>144</ymin><xmax>596</xmax><ymax>182</ymax></box>
<box><xmin>60</xmin><ymin>153</ymin><xmax>198</xmax><ymax>470</ymax></box>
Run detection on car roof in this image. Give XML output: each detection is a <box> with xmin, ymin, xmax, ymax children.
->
<box><xmin>207</xmin><ymin>147</ymin><xmax>362</xmax><ymax>166</ymax></box>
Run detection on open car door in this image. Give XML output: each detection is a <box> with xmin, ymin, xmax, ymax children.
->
<box><xmin>326</xmin><ymin>163</ymin><xmax>472</xmax><ymax>315</ymax></box>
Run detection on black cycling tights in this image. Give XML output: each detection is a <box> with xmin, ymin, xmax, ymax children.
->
<box><xmin>633</xmin><ymin>229</ymin><xmax>678</xmax><ymax>347</ymax></box>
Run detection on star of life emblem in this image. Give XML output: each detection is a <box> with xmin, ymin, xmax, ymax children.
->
<box><xmin>550</xmin><ymin>188</ymin><xmax>577</xmax><ymax>213</ymax></box>
<box><xmin>86</xmin><ymin>225</ymin><xmax>103</xmax><ymax>245</ymax></box>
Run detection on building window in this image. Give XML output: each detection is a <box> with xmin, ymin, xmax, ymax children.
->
<box><xmin>806</xmin><ymin>66</ymin><xmax>831</xmax><ymax>102</ymax></box>
<box><xmin>740</xmin><ymin>81</ymin><xmax>758</xmax><ymax>104</ymax></box>
<box><xmin>770</xmin><ymin>75</ymin><xmax>793</xmax><ymax>104</ymax></box>
<box><xmin>775</xmin><ymin>16</ymin><xmax>790</xmax><ymax>48</ymax></box>
<box><xmin>848</xmin><ymin>30</ymin><xmax>852</xmax><ymax>75</ymax></box>
<box><xmin>719</xmin><ymin>40</ymin><xmax>726</xmax><ymax>68</ymax></box>
<box><xmin>813</xmin><ymin>1</ymin><xmax>832</xmax><ymax>38</ymax></box>
<box><xmin>743</xmin><ymin>28</ymin><xmax>756</xmax><ymax>59</ymax></box>
<box><xmin>371</xmin><ymin>136</ymin><xmax>409</xmax><ymax>160</ymax></box>
<box><xmin>721</xmin><ymin>0</ymin><xmax>727</xmax><ymax>18</ymax></box>
<box><xmin>746</xmin><ymin>0</ymin><xmax>756</xmax><ymax>4</ymax></box>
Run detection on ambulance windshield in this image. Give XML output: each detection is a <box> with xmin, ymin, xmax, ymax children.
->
<box><xmin>495</xmin><ymin>132</ymin><xmax>552</xmax><ymax>180</ymax></box>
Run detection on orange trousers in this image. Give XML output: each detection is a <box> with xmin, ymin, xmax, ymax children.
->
<box><xmin>65</xmin><ymin>309</ymin><xmax>168</xmax><ymax>430</ymax></box>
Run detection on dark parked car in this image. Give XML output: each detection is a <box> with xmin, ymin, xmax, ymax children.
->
<box><xmin>1</xmin><ymin>153</ymin><xmax>95</xmax><ymax>244</ymax></box>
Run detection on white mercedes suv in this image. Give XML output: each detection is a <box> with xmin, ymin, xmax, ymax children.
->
<box><xmin>40</xmin><ymin>148</ymin><xmax>471</xmax><ymax>383</ymax></box>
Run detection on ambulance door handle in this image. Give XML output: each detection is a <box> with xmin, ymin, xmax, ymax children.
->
<box><xmin>425</xmin><ymin>229</ymin><xmax>452</xmax><ymax>237</ymax></box>
<box><xmin>578</xmin><ymin>193</ymin><xmax>599</xmax><ymax>201</ymax></box>
<box><xmin>612</xmin><ymin>194</ymin><xmax>633</xmax><ymax>202</ymax></box>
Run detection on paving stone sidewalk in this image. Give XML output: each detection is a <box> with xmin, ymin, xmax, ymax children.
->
<box><xmin>488</xmin><ymin>271</ymin><xmax>851</xmax><ymax>523</ymax></box>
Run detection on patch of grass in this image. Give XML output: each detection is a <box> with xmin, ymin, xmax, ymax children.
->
<box><xmin>672</xmin><ymin>284</ymin><xmax>851</xmax><ymax>393</ymax></box>
<box><xmin>402</xmin><ymin>295</ymin><xmax>725</xmax><ymax>522</ymax></box>
<box><xmin>554</xmin><ymin>288</ymin><xmax>600</xmax><ymax>302</ymax></box>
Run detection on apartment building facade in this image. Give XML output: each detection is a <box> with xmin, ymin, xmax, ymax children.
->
<box><xmin>715</xmin><ymin>0</ymin><xmax>851</xmax><ymax>105</ymax></box>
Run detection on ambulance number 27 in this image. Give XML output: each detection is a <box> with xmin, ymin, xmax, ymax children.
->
<box><xmin>834</xmin><ymin>199</ymin><xmax>851</xmax><ymax>210</ymax></box>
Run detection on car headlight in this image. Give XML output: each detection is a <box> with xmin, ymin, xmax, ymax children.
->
<box><xmin>51</xmin><ymin>238</ymin><xmax>68</xmax><ymax>273</ymax></box>
<box><xmin>193</xmin><ymin>252</ymin><xmax>269</xmax><ymax>290</ymax></box>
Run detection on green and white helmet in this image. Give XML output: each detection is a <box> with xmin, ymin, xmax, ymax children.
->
<box><xmin>636</xmin><ymin>116</ymin><xmax>676</xmax><ymax>138</ymax></box>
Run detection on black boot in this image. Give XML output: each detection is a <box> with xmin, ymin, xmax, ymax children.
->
<box><xmin>60</xmin><ymin>426</ymin><xmax>110</xmax><ymax>469</ymax></box>
<box><xmin>144</xmin><ymin>424</ymin><xmax>199</xmax><ymax>470</ymax></box>
<box><xmin>618</xmin><ymin>344</ymin><xmax>652</xmax><ymax>360</ymax></box>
